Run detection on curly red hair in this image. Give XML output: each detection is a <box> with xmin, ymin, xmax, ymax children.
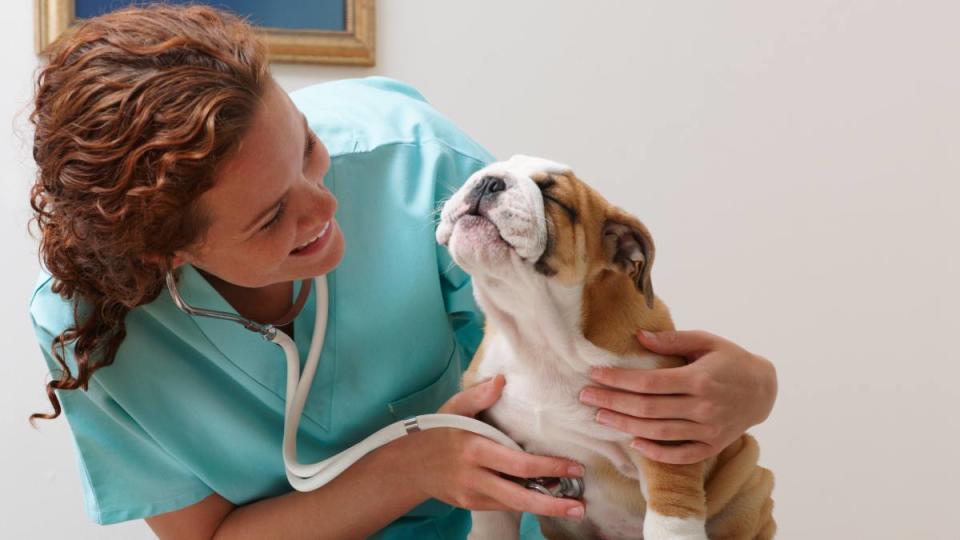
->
<box><xmin>29</xmin><ymin>4</ymin><xmax>269</xmax><ymax>422</ymax></box>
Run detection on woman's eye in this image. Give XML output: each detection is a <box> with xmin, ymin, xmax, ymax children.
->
<box><xmin>261</xmin><ymin>201</ymin><xmax>286</xmax><ymax>231</ymax></box>
<box><xmin>259</xmin><ymin>131</ymin><xmax>317</xmax><ymax>234</ymax></box>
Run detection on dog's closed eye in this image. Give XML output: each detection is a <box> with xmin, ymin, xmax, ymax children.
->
<box><xmin>536</xmin><ymin>179</ymin><xmax>577</xmax><ymax>223</ymax></box>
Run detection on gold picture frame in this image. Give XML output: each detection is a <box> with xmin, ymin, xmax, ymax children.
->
<box><xmin>35</xmin><ymin>0</ymin><xmax>376</xmax><ymax>66</ymax></box>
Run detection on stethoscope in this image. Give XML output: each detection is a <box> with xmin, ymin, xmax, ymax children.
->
<box><xmin>165</xmin><ymin>271</ymin><xmax>583</xmax><ymax>498</ymax></box>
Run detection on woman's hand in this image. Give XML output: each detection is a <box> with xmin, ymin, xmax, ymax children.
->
<box><xmin>579</xmin><ymin>329</ymin><xmax>777</xmax><ymax>465</ymax></box>
<box><xmin>404</xmin><ymin>375</ymin><xmax>586</xmax><ymax>520</ymax></box>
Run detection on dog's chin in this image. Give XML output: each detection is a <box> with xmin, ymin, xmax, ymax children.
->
<box><xmin>448</xmin><ymin>215</ymin><xmax>516</xmax><ymax>273</ymax></box>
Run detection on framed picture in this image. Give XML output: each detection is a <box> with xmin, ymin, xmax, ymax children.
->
<box><xmin>35</xmin><ymin>0</ymin><xmax>376</xmax><ymax>66</ymax></box>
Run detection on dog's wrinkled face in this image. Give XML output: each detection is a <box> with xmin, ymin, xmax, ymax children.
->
<box><xmin>436</xmin><ymin>155</ymin><xmax>656</xmax><ymax>307</ymax></box>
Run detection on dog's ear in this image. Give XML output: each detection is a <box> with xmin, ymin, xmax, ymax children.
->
<box><xmin>602</xmin><ymin>209</ymin><xmax>656</xmax><ymax>308</ymax></box>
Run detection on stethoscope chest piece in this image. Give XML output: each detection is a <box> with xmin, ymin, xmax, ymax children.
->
<box><xmin>523</xmin><ymin>476</ymin><xmax>585</xmax><ymax>499</ymax></box>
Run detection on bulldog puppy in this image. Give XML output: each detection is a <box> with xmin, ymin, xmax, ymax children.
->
<box><xmin>436</xmin><ymin>155</ymin><xmax>775</xmax><ymax>540</ymax></box>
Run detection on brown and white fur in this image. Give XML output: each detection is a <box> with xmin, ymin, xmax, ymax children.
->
<box><xmin>436</xmin><ymin>155</ymin><xmax>775</xmax><ymax>539</ymax></box>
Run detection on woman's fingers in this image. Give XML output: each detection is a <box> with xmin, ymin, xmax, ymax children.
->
<box><xmin>438</xmin><ymin>375</ymin><xmax>505</xmax><ymax>416</ymax></box>
<box><xmin>635</xmin><ymin>328</ymin><xmax>720</xmax><ymax>359</ymax></box>
<box><xmin>476</xmin><ymin>471</ymin><xmax>585</xmax><ymax>519</ymax></box>
<box><xmin>629</xmin><ymin>437</ymin><xmax>717</xmax><ymax>465</ymax></box>
<box><xmin>579</xmin><ymin>388</ymin><xmax>701</xmax><ymax>421</ymax></box>
<box><xmin>589</xmin><ymin>365</ymin><xmax>694</xmax><ymax>395</ymax></box>
<box><xmin>463</xmin><ymin>438</ymin><xmax>586</xmax><ymax>518</ymax></box>
<box><xmin>454</xmin><ymin>493</ymin><xmax>515</xmax><ymax>512</ymax></box>
<box><xmin>594</xmin><ymin>409</ymin><xmax>714</xmax><ymax>442</ymax></box>
<box><xmin>475</xmin><ymin>437</ymin><xmax>585</xmax><ymax>480</ymax></box>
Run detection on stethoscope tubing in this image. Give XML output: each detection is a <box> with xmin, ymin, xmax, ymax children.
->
<box><xmin>167</xmin><ymin>272</ymin><xmax>525</xmax><ymax>493</ymax></box>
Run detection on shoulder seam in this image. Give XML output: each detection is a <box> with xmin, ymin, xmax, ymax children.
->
<box><xmin>28</xmin><ymin>274</ymin><xmax>55</xmax><ymax>310</ymax></box>
<box><xmin>331</xmin><ymin>138</ymin><xmax>492</xmax><ymax>166</ymax></box>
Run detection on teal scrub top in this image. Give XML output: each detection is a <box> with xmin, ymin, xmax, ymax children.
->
<box><xmin>29</xmin><ymin>77</ymin><xmax>545</xmax><ymax>539</ymax></box>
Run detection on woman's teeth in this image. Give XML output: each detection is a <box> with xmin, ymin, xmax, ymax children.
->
<box><xmin>295</xmin><ymin>234</ymin><xmax>320</xmax><ymax>251</ymax></box>
<box><xmin>294</xmin><ymin>222</ymin><xmax>330</xmax><ymax>252</ymax></box>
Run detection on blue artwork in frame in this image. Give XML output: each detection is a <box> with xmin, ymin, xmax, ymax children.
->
<box><xmin>74</xmin><ymin>0</ymin><xmax>346</xmax><ymax>32</ymax></box>
<box><xmin>36</xmin><ymin>0</ymin><xmax>376</xmax><ymax>65</ymax></box>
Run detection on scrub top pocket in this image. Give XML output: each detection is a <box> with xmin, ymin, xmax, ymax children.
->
<box><xmin>384</xmin><ymin>337</ymin><xmax>465</xmax><ymax>520</ymax></box>
<box><xmin>387</xmin><ymin>336</ymin><xmax>462</xmax><ymax>422</ymax></box>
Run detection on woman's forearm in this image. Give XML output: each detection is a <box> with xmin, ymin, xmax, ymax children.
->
<box><xmin>212</xmin><ymin>437</ymin><xmax>428</xmax><ymax>540</ymax></box>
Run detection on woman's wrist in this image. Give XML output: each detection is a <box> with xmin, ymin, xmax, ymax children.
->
<box><xmin>211</xmin><ymin>436</ymin><xmax>430</xmax><ymax>539</ymax></box>
<box><xmin>387</xmin><ymin>427</ymin><xmax>434</xmax><ymax>502</ymax></box>
<box><xmin>385</xmin><ymin>432</ymin><xmax>426</xmax><ymax>492</ymax></box>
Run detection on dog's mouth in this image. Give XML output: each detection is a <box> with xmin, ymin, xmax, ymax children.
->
<box><xmin>453</xmin><ymin>214</ymin><xmax>514</xmax><ymax>250</ymax></box>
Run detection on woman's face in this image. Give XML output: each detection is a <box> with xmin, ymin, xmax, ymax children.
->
<box><xmin>173</xmin><ymin>79</ymin><xmax>345</xmax><ymax>288</ymax></box>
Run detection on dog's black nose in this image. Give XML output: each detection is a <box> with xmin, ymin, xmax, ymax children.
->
<box><xmin>479</xmin><ymin>175</ymin><xmax>506</xmax><ymax>195</ymax></box>
<box><xmin>466</xmin><ymin>175</ymin><xmax>506</xmax><ymax>215</ymax></box>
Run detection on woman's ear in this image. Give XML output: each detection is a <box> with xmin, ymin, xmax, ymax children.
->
<box><xmin>602</xmin><ymin>210</ymin><xmax>656</xmax><ymax>309</ymax></box>
<box><xmin>170</xmin><ymin>253</ymin><xmax>188</xmax><ymax>269</ymax></box>
<box><xmin>140</xmin><ymin>252</ymin><xmax>189</xmax><ymax>271</ymax></box>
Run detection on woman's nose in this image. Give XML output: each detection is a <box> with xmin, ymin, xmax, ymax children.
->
<box><xmin>297</xmin><ymin>182</ymin><xmax>337</xmax><ymax>231</ymax></box>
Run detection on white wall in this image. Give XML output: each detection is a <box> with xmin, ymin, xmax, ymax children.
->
<box><xmin>4</xmin><ymin>1</ymin><xmax>958</xmax><ymax>538</ymax></box>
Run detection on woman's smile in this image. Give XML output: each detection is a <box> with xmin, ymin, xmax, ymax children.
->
<box><xmin>291</xmin><ymin>220</ymin><xmax>334</xmax><ymax>256</ymax></box>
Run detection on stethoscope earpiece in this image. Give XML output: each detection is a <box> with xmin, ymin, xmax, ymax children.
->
<box><xmin>165</xmin><ymin>271</ymin><xmax>276</xmax><ymax>338</ymax></box>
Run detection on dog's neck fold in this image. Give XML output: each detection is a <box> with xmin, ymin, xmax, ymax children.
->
<box><xmin>471</xmin><ymin>265</ymin><xmax>654</xmax><ymax>376</ymax></box>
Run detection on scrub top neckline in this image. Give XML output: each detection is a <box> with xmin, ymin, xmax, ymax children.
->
<box><xmin>173</xmin><ymin>264</ymin><xmax>335</xmax><ymax>432</ymax></box>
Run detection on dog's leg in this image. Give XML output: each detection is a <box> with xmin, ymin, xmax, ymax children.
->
<box><xmin>635</xmin><ymin>456</ymin><xmax>709</xmax><ymax>540</ymax></box>
<box><xmin>703</xmin><ymin>434</ymin><xmax>776</xmax><ymax>539</ymax></box>
<box><xmin>468</xmin><ymin>510</ymin><xmax>521</xmax><ymax>540</ymax></box>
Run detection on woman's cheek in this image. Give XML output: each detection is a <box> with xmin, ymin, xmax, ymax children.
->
<box><xmin>285</xmin><ymin>218</ymin><xmax>306</xmax><ymax>256</ymax></box>
<box><xmin>278</xmin><ymin>228</ymin><xmax>296</xmax><ymax>258</ymax></box>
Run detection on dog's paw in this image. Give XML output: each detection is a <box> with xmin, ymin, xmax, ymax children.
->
<box><xmin>643</xmin><ymin>511</ymin><xmax>708</xmax><ymax>540</ymax></box>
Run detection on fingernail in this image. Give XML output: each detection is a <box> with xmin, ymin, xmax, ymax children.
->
<box><xmin>578</xmin><ymin>388</ymin><xmax>596</xmax><ymax>405</ymax></box>
<box><xmin>589</xmin><ymin>367</ymin><xmax>603</xmax><ymax>379</ymax></box>
<box><xmin>568</xmin><ymin>464</ymin><xmax>585</xmax><ymax>476</ymax></box>
<box><xmin>640</xmin><ymin>330</ymin><xmax>656</xmax><ymax>340</ymax></box>
<box><xmin>595</xmin><ymin>410</ymin><xmax>611</xmax><ymax>425</ymax></box>
<box><xmin>567</xmin><ymin>506</ymin><xmax>584</xmax><ymax>520</ymax></box>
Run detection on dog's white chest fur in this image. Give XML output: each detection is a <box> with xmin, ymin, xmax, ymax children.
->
<box><xmin>473</xmin><ymin>325</ymin><xmax>663</xmax><ymax>539</ymax></box>
<box><xmin>475</xmin><ymin>334</ymin><xmax>642</xmax><ymax>476</ymax></box>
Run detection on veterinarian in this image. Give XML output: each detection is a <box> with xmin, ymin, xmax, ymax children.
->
<box><xmin>27</xmin><ymin>5</ymin><xmax>777</xmax><ymax>539</ymax></box>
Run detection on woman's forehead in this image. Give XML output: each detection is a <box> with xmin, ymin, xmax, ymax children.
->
<box><xmin>200</xmin><ymin>83</ymin><xmax>303</xmax><ymax>237</ymax></box>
